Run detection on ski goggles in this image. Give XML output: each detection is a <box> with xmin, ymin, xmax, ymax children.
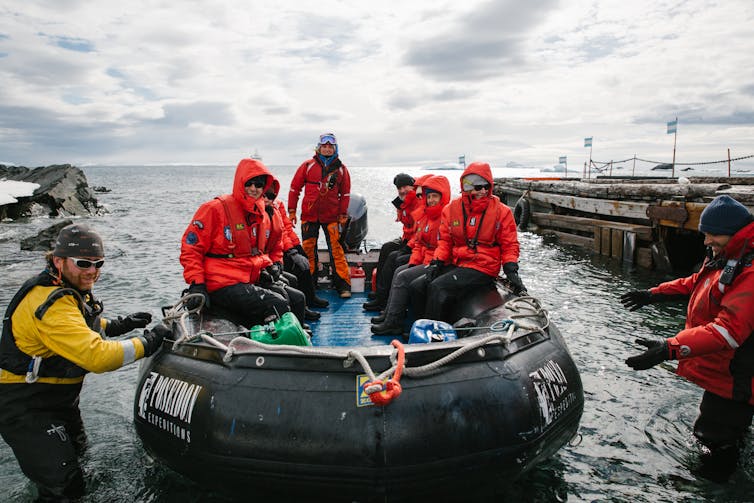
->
<box><xmin>318</xmin><ymin>133</ymin><xmax>337</xmax><ymax>145</ymax></box>
<box><xmin>70</xmin><ymin>257</ymin><xmax>105</xmax><ymax>269</ymax></box>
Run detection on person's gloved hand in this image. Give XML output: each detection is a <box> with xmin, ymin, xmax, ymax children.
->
<box><xmin>625</xmin><ymin>338</ymin><xmax>670</xmax><ymax>370</ymax></box>
<box><xmin>425</xmin><ymin>259</ymin><xmax>444</xmax><ymax>281</ymax></box>
<box><xmin>288</xmin><ymin>210</ymin><xmax>297</xmax><ymax>226</ymax></box>
<box><xmin>503</xmin><ymin>262</ymin><xmax>527</xmax><ymax>296</ymax></box>
<box><xmin>620</xmin><ymin>290</ymin><xmax>654</xmax><ymax>311</ymax></box>
<box><xmin>185</xmin><ymin>283</ymin><xmax>210</xmax><ymax>311</ymax></box>
<box><xmin>267</xmin><ymin>263</ymin><xmax>283</xmax><ymax>282</ymax></box>
<box><xmin>291</xmin><ymin>252</ymin><xmax>310</xmax><ymax>271</ymax></box>
<box><xmin>140</xmin><ymin>324</ymin><xmax>171</xmax><ymax>357</ymax></box>
<box><xmin>106</xmin><ymin>312</ymin><xmax>152</xmax><ymax>337</ymax></box>
<box><xmin>258</xmin><ymin>269</ymin><xmax>274</xmax><ymax>287</ymax></box>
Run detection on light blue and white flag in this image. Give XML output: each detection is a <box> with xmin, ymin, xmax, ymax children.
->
<box><xmin>584</xmin><ymin>137</ymin><xmax>592</xmax><ymax>147</ymax></box>
<box><xmin>667</xmin><ymin>120</ymin><xmax>677</xmax><ymax>134</ymax></box>
<box><xmin>559</xmin><ymin>156</ymin><xmax>567</xmax><ymax>164</ymax></box>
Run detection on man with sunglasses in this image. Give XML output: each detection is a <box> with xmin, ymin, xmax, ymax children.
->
<box><xmin>288</xmin><ymin>133</ymin><xmax>352</xmax><ymax>298</ymax></box>
<box><xmin>0</xmin><ymin>223</ymin><xmax>168</xmax><ymax>501</ymax></box>
<box><xmin>181</xmin><ymin>158</ymin><xmax>290</xmax><ymax>327</ymax></box>
<box><xmin>416</xmin><ymin>162</ymin><xmax>527</xmax><ymax>323</ymax></box>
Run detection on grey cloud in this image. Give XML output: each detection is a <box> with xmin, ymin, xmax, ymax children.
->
<box><xmin>262</xmin><ymin>106</ymin><xmax>290</xmax><ymax>115</ymax></box>
<box><xmin>635</xmin><ymin>106</ymin><xmax>754</xmax><ymax>126</ymax></box>
<box><xmin>578</xmin><ymin>34</ymin><xmax>622</xmax><ymax>62</ymax></box>
<box><xmin>153</xmin><ymin>102</ymin><xmax>235</xmax><ymax>127</ymax></box>
<box><xmin>403</xmin><ymin>0</ymin><xmax>557</xmax><ymax>81</ymax></box>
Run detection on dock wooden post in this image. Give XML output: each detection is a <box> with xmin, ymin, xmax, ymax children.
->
<box><xmin>600</xmin><ymin>227</ymin><xmax>611</xmax><ymax>256</ymax></box>
<box><xmin>611</xmin><ymin>228</ymin><xmax>623</xmax><ymax>260</ymax></box>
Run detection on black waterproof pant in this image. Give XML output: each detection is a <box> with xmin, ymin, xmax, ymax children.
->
<box><xmin>269</xmin><ymin>283</ymin><xmax>306</xmax><ymax>325</ymax></box>
<box><xmin>0</xmin><ymin>383</ymin><xmax>87</xmax><ymax>502</ymax></box>
<box><xmin>423</xmin><ymin>266</ymin><xmax>495</xmax><ymax>323</ymax></box>
<box><xmin>375</xmin><ymin>248</ymin><xmax>411</xmax><ymax>305</ymax></box>
<box><xmin>692</xmin><ymin>390</ymin><xmax>754</xmax><ymax>482</ymax></box>
<box><xmin>284</xmin><ymin>245</ymin><xmax>319</xmax><ymax>307</ymax></box>
<box><xmin>210</xmin><ymin>283</ymin><xmax>289</xmax><ymax>327</ymax></box>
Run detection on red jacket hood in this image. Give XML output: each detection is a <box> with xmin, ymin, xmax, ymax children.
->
<box><xmin>459</xmin><ymin>162</ymin><xmax>493</xmax><ymax>189</ymax></box>
<box><xmin>424</xmin><ymin>175</ymin><xmax>451</xmax><ymax>208</ymax></box>
<box><xmin>722</xmin><ymin>221</ymin><xmax>754</xmax><ymax>258</ymax></box>
<box><xmin>232</xmin><ymin>158</ymin><xmax>273</xmax><ymax>213</ymax></box>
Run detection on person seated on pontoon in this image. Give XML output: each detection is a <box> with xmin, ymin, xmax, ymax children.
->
<box><xmin>363</xmin><ymin>173</ymin><xmax>423</xmax><ymax>313</ymax></box>
<box><xmin>371</xmin><ymin>175</ymin><xmax>451</xmax><ymax>335</ymax></box>
<box><xmin>180</xmin><ymin>158</ymin><xmax>290</xmax><ymax>327</ymax></box>
<box><xmin>411</xmin><ymin>162</ymin><xmax>527</xmax><ymax>325</ymax></box>
<box><xmin>261</xmin><ymin>178</ymin><xmax>321</xmax><ymax>323</ymax></box>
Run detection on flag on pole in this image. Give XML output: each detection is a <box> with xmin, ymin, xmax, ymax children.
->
<box><xmin>559</xmin><ymin>156</ymin><xmax>567</xmax><ymax>164</ymax></box>
<box><xmin>584</xmin><ymin>137</ymin><xmax>592</xmax><ymax>147</ymax></box>
<box><xmin>667</xmin><ymin>120</ymin><xmax>677</xmax><ymax>134</ymax></box>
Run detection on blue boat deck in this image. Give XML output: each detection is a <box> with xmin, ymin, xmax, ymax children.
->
<box><xmin>306</xmin><ymin>289</ymin><xmax>400</xmax><ymax>347</ymax></box>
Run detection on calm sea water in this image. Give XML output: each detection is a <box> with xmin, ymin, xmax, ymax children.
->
<box><xmin>1</xmin><ymin>164</ymin><xmax>753</xmax><ymax>502</ymax></box>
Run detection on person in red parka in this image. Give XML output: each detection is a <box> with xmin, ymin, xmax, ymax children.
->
<box><xmin>371</xmin><ymin>175</ymin><xmax>451</xmax><ymax>335</ymax></box>
<box><xmin>419</xmin><ymin>162</ymin><xmax>526</xmax><ymax>323</ymax></box>
<box><xmin>363</xmin><ymin>173</ymin><xmax>422</xmax><ymax>312</ymax></box>
<box><xmin>288</xmin><ymin>133</ymin><xmax>352</xmax><ymax>298</ymax></box>
<box><xmin>180</xmin><ymin>158</ymin><xmax>289</xmax><ymax>327</ymax></box>
<box><xmin>621</xmin><ymin>195</ymin><xmax>754</xmax><ymax>481</ymax></box>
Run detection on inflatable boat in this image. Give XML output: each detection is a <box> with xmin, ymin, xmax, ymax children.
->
<box><xmin>133</xmin><ymin>280</ymin><xmax>583</xmax><ymax>501</ymax></box>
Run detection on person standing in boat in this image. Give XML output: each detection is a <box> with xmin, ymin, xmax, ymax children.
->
<box><xmin>288</xmin><ymin>133</ymin><xmax>352</xmax><ymax>298</ymax></box>
<box><xmin>180</xmin><ymin>158</ymin><xmax>290</xmax><ymax>326</ymax></box>
<box><xmin>417</xmin><ymin>162</ymin><xmax>527</xmax><ymax>323</ymax></box>
<box><xmin>372</xmin><ymin>175</ymin><xmax>451</xmax><ymax>335</ymax></box>
<box><xmin>621</xmin><ymin>195</ymin><xmax>754</xmax><ymax>482</ymax></box>
<box><xmin>363</xmin><ymin>173</ymin><xmax>422</xmax><ymax>312</ymax></box>
<box><xmin>261</xmin><ymin>178</ymin><xmax>321</xmax><ymax>323</ymax></box>
<box><xmin>0</xmin><ymin>223</ymin><xmax>168</xmax><ymax>501</ymax></box>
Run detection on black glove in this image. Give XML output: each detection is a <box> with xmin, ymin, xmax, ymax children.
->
<box><xmin>258</xmin><ymin>269</ymin><xmax>274</xmax><ymax>287</ymax></box>
<box><xmin>625</xmin><ymin>338</ymin><xmax>669</xmax><ymax>370</ymax></box>
<box><xmin>503</xmin><ymin>262</ymin><xmax>527</xmax><ymax>296</ymax></box>
<box><xmin>425</xmin><ymin>259</ymin><xmax>444</xmax><ymax>281</ymax></box>
<box><xmin>619</xmin><ymin>290</ymin><xmax>654</xmax><ymax>311</ymax></box>
<box><xmin>284</xmin><ymin>247</ymin><xmax>299</xmax><ymax>259</ymax></box>
<box><xmin>140</xmin><ymin>324</ymin><xmax>171</xmax><ymax>357</ymax></box>
<box><xmin>267</xmin><ymin>263</ymin><xmax>283</xmax><ymax>282</ymax></box>
<box><xmin>185</xmin><ymin>283</ymin><xmax>210</xmax><ymax>311</ymax></box>
<box><xmin>106</xmin><ymin>312</ymin><xmax>152</xmax><ymax>337</ymax></box>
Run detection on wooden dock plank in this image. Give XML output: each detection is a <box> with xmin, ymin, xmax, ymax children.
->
<box><xmin>527</xmin><ymin>191</ymin><xmax>651</xmax><ymax>220</ymax></box>
<box><xmin>530</xmin><ymin>212</ymin><xmax>653</xmax><ymax>241</ymax></box>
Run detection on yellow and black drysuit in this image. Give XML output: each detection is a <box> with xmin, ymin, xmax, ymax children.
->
<box><xmin>0</xmin><ymin>271</ymin><xmax>149</xmax><ymax>501</ymax></box>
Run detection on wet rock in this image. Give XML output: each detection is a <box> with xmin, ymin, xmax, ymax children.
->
<box><xmin>0</xmin><ymin>164</ymin><xmax>104</xmax><ymax>219</ymax></box>
<box><xmin>20</xmin><ymin>219</ymin><xmax>74</xmax><ymax>251</ymax></box>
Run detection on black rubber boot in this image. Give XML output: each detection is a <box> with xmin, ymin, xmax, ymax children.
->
<box><xmin>310</xmin><ymin>296</ymin><xmax>329</xmax><ymax>308</ymax></box>
<box><xmin>362</xmin><ymin>300</ymin><xmax>384</xmax><ymax>312</ymax></box>
<box><xmin>371</xmin><ymin>320</ymin><xmax>403</xmax><ymax>336</ymax></box>
<box><xmin>371</xmin><ymin>313</ymin><xmax>386</xmax><ymax>324</ymax></box>
<box><xmin>304</xmin><ymin>308</ymin><xmax>321</xmax><ymax>321</ymax></box>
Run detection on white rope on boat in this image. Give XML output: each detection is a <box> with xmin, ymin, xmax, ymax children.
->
<box><xmin>159</xmin><ymin>291</ymin><xmax>552</xmax><ymax>379</ymax></box>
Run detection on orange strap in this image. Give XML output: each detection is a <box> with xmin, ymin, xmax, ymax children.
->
<box><xmin>365</xmin><ymin>340</ymin><xmax>405</xmax><ymax>406</ymax></box>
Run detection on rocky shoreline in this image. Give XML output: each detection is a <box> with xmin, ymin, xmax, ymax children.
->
<box><xmin>0</xmin><ymin>164</ymin><xmax>104</xmax><ymax>220</ymax></box>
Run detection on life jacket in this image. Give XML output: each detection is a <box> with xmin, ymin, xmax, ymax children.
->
<box><xmin>0</xmin><ymin>272</ymin><xmax>103</xmax><ymax>380</ymax></box>
<box><xmin>447</xmin><ymin>197</ymin><xmax>503</xmax><ymax>251</ymax></box>
<box><xmin>205</xmin><ymin>194</ymin><xmax>266</xmax><ymax>258</ymax></box>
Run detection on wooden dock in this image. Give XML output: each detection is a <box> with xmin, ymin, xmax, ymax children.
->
<box><xmin>494</xmin><ymin>176</ymin><xmax>754</xmax><ymax>272</ymax></box>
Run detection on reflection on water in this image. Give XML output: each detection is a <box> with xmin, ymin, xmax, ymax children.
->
<box><xmin>1</xmin><ymin>165</ymin><xmax>752</xmax><ymax>501</ymax></box>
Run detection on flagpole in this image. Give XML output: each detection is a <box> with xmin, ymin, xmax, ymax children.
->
<box><xmin>671</xmin><ymin>116</ymin><xmax>677</xmax><ymax>178</ymax></box>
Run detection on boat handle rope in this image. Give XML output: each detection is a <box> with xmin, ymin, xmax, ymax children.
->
<box><xmin>361</xmin><ymin>340</ymin><xmax>405</xmax><ymax>406</ymax></box>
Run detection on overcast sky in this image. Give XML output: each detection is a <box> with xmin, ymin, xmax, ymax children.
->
<box><xmin>1</xmin><ymin>0</ymin><xmax>753</xmax><ymax>169</ymax></box>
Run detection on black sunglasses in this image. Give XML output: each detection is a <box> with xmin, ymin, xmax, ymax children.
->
<box><xmin>473</xmin><ymin>184</ymin><xmax>490</xmax><ymax>191</ymax></box>
<box><xmin>245</xmin><ymin>178</ymin><xmax>266</xmax><ymax>189</ymax></box>
<box><xmin>263</xmin><ymin>191</ymin><xmax>277</xmax><ymax>200</ymax></box>
<box><xmin>70</xmin><ymin>257</ymin><xmax>105</xmax><ymax>269</ymax></box>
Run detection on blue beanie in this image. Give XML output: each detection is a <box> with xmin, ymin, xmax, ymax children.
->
<box><xmin>698</xmin><ymin>195</ymin><xmax>753</xmax><ymax>235</ymax></box>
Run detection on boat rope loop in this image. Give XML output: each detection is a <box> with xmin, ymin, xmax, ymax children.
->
<box><xmin>361</xmin><ymin>340</ymin><xmax>405</xmax><ymax>406</ymax></box>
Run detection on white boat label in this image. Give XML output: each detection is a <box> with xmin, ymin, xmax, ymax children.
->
<box><xmin>136</xmin><ymin>371</ymin><xmax>203</xmax><ymax>443</ymax></box>
<box><xmin>529</xmin><ymin>360</ymin><xmax>577</xmax><ymax>428</ymax></box>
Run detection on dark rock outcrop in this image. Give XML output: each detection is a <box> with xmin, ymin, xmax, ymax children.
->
<box><xmin>20</xmin><ymin>219</ymin><xmax>74</xmax><ymax>251</ymax></box>
<box><xmin>0</xmin><ymin>164</ymin><xmax>104</xmax><ymax>219</ymax></box>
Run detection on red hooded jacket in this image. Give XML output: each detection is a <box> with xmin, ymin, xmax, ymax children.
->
<box><xmin>288</xmin><ymin>155</ymin><xmax>350</xmax><ymax>223</ymax></box>
<box><xmin>396</xmin><ymin>190</ymin><xmax>422</xmax><ymax>242</ymax></box>
<box><xmin>408</xmin><ymin>175</ymin><xmax>451</xmax><ymax>265</ymax></box>
<box><xmin>653</xmin><ymin>221</ymin><xmax>754</xmax><ymax>404</ymax></box>
<box><xmin>180</xmin><ymin>159</ymin><xmax>274</xmax><ymax>292</ymax></box>
<box><xmin>433</xmin><ymin>162</ymin><xmax>520</xmax><ymax>277</ymax></box>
